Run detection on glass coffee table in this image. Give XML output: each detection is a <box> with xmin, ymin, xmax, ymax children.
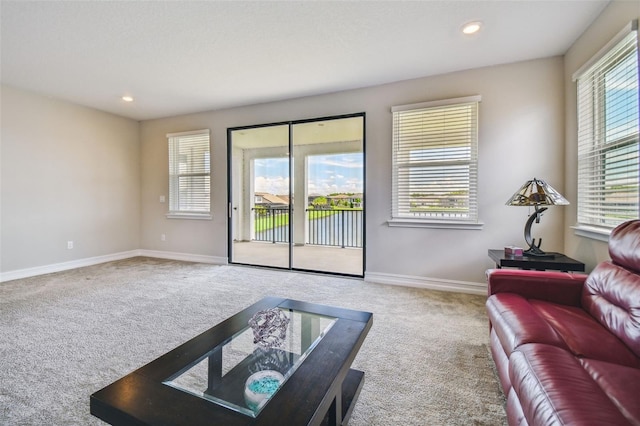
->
<box><xmin>90</xmin><ymin>297</ymin><xmax>373</xmax><ymax>425</ymax></box>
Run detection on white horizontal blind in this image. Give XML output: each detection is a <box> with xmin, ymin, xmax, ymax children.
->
<box><xmin>576</xmin><ymin>24</ymin><xmax>639</xmax><ymax>230</ymax></box>
<box><xmin>167</xmin><ymin>130</ymin><xmax>211</xmax><ymax>215</ymax></box>
<box><xmin>392</xmin><ymin>96</ymin><xmax>480</xmax><ymax>222</ymax></box>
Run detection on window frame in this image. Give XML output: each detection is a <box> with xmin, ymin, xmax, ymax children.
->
<box><xmin>166</xmin><ymin>129</ymin><xmax>212</xmax><ymax>220</ymax></box>
<box><xmin>573</xmin><ymin>21</ymin><xmax>639</xmax><ymax>238</ymax></box>
<box><xmin>388</xmin><ymin>95</ymin><xmax>482</xmax><ymax>230</ymax></box>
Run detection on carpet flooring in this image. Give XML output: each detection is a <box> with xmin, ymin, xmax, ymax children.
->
<box><xmin>0</xmin><ymin>257</ymin><xmax>506</xmax><ymax>425</ymax></box>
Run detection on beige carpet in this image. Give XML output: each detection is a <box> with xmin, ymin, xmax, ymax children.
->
<box><xmin>0</xmin><ymin>257</ymin><xmax>506</xmax><ymax>425</ymax></box>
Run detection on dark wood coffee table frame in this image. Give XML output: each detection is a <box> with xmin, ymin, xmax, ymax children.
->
<box><xmin>90</xmin><ymin>297</ymin><xmax>373</xmax><ymax>426</ymax></box>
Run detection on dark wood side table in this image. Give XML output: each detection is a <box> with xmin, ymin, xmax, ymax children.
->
<box><xmin>488</xmin><ymin>249</ymin><xmax>585</xmax><ymax>272</ymax></box>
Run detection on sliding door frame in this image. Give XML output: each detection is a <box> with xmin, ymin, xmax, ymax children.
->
<box><xmin>227</xmin><ymin>112</ymin><xmax>366</xmax><ymax>277</ymax></box>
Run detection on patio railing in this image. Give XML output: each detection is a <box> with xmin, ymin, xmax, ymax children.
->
<box><xmin>252</xmin><ymin>207</ymin><xmax>289</xmax><ymax>243</ymax></box>
<box><xmin>306</xmin><ymin>209</ymin><xmax>362</xmax><ymax>248</ymax></box>
<box><xmin>251</xmin><ymin>207</ymin><xmax>363</xmax><ymax>248</ymax></box>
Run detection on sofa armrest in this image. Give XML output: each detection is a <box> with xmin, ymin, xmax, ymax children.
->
<box><xmin>487</xmin><ymin>269</ymin><xmax>588</xmax><ymax>307</ymax></box>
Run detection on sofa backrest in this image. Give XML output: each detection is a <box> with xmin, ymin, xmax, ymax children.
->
<box><xmin>608</xmin><ymin>220</ymin><xmax>640</xmax><ymax>273</ymax></box>
<box><xmin>583</xmin><ymin>220</ymin><xmax>640</xmax><ymax>358</ymax></box>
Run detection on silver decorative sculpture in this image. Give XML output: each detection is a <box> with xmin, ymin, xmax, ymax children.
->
<box><xmin>248</xmin><ymin>308</ymin><xmax>290</xmax><ymax>349</ymax></box>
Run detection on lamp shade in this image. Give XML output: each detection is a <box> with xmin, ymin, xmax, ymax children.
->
<box><xmin>505</xmin><ymin>178</ymin><xmax>569</xmax><ymax>207</ymax></box>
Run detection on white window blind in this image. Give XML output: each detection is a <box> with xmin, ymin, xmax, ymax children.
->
<box><xmin>575</xmin><ymin>21</ymin><xmax>639</xmax><ymax>231</ymax></box>
<box><xmin>391</xmin><ymin>96</ymin><xmax>480</xmax><ymax>224</ymax></box>
<box><xmin>167</xmin><ymin>129</ymin><xmax>211</xmax><ymax>218</ymax></box>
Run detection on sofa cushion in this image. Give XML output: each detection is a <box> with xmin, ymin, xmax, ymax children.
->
<box><xmin>583</xmin><ymin>261</ymin><xmax>640</xmax><ymax>359</ymax></box>
<box><xmin>529</xmin><ymin>299</ymin><xmax>640</xmax><ymax>368</ymax></box>
<box><xmin>487</xmin><ymin>293</ymin><xmax>640</xmax><ymax>367</ymax></box>
<box><xmin>509</xmin><ymin>344</ymin><xmax>632</xmax><ymax>425</ymax></box>
<box><xmin>487</xmin><ymin>293</ymin><xmax>567</xmax><ymax>355</ymax></box>
<box><xmin>580</xmin><ymin>358</ymin><xmax>640</xmax><ymax>425</ymax></box>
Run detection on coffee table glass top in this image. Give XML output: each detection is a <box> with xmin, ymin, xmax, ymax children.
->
<box><xmin>163</xmin><ymin>307</ymin><xmax>337</xmax><ymax>417</ymax></box>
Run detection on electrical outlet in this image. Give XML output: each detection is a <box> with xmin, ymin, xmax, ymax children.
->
<box><xmin>67</xmin><ymin>241</ymin><xmax>74</xmax><ymax>249</ymax></box>
<box><xmin>160</xmin><ymin>195</ymin><xmax>166</xmax><ymax>203</ymax></box>
<box><xmin>161</xmin><ymin>234</ymin><xmax>166</xmax><ymax>241</ymax></box>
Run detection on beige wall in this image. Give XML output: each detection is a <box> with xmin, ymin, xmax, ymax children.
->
<box><xmin>563</xmin><ymin>1</ymin><xmax>640</xmax><ymax>271</ymax></box>
<box><xmin>1</xmin><ymin>85</ymin><xmax>140</xmax><ymax>272</ymax></box>
<box><xmin>7</xmin><ymin>1</ymin><xmax>631</xmax><ymax>284</ymax></box>
<box><xmin>140</xmin><ymin>56</ymin><xmax>565</xmax><ymax>283</ymax></box>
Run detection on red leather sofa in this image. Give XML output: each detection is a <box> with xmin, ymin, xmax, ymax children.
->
<box><xmin>486</xmin><ymin>219</ymin><xmax>640</xmax><ymax>425</ymax></box>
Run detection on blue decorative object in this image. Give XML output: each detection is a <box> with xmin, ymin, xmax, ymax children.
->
<box><xmin>244</xmin><ymin>370</ymin><xmax>284</xmax><ymax>411</ymax></box>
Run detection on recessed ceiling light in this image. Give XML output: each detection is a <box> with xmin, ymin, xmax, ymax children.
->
<box><xmin>121</xmin><ymin>95</ymin><xmax>134</xmax><ymax>102</ymax></box>
<box><xmin>462</xmin><ymin>21</ymin><xmax>483</xmax><ymax>35</ymax></box>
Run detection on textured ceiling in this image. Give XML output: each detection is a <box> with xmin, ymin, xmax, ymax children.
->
<box><xmin>1</xmin><ymin>1</ymin><xmax>609</xmax><ymax>121</ymax></box>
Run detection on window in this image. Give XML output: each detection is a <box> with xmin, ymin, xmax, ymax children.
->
<box><xmin>390</xmin><ymin>96</ymin><xmax>481</xmax><ymax>228</ymax></box>
<box><xmin>167</xmin><ymin>129</ymin><xmax>211</xmax><ymax>219</ymax></box>
<box><xmin>575</xmin><ymin>22</ymin><xmax>639</xmax><ymax>234</ymax></box>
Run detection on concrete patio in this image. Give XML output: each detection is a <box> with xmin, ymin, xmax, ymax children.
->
<box><xmin>231</xmin><ymin>241</ymin><xmax>363</xmax><ymax>276</ymax></box>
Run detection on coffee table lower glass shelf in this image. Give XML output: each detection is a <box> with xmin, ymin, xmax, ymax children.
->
<box><xmin>90</xmin><ymin>297</ymin><xmax>373</xmax><ymax>426</ymax></box>
<box><xmin>164</xmin><ymin>308</ymin><xmax>337</xmax><ymax>417</ymax></box>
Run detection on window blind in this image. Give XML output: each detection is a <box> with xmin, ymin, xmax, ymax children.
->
<box><xmin>167</xmin><ymin>129</ymin><xmax>211</xmax><ymax>216</ymax></box>
<box><xmin>391</xmin><ymin>96</ymin><xmax>480</xmax><ymax>222</ymax></box>
<box><xmin>576</xmin><ymin>22</ymin><xmax>639</xmax><ymax>230</ymax></box>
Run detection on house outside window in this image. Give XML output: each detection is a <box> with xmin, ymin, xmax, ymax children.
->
<box><xmin>389</xmin><ymin>95</ymin><xmax>482</xmax><ymax>229</ymax></box>
<box><xmin>167</xmin><ymin>129</ymin><xmax>211</xmax><ymax>219</ymax></box>
<box><xmin>575</xmin><ymin>22</ymin><xmax>639</xmax><ymax>235</ymax></box>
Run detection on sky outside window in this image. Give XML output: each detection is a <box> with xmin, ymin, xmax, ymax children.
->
<box><xmin>254</xmin><ymin>153</ymin><xmax>363</xmax><ymax>196</ymax></box>
<box><xmin>605</xmin><ymin>50</ymin><xmax>639</xmax><ymax>142</ymax></box>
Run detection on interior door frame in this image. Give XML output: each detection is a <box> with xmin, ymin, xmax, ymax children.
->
<box><xmin>227</xmin><ymin>112</ymin><xmax>366</xmax><ymax>277</ymax></box>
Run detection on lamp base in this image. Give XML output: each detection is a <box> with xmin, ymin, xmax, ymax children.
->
<box><xmin>523</xmin><ymin>248</ymin><xmax>555</xmax><ymax>258</ymax></box>
<box><xmin>523</xmin><ymin>207</ymin><xmax>555</xmax><ymax>258</ymax></box>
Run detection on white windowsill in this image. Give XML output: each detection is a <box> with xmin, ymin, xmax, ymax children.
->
<box><xmin>571</xmin><ymin>225</ymin><xmax>610</xmax><ymax>242</ymax></box>
<box><xmin>387</xmin><ymin>218</ymin><xmax>484</xmax><ymax>230</ymax></box>
<box><xmin>166</xmin><ymin>213</ymin><xmax>212</xmax><ymax>220</ymax></box>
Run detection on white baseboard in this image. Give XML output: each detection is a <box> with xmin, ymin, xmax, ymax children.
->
<box><xmin>364</xmin><ymin>271</ymin><xmax>487</xmax><ymax>295</ymax></box>
<box><xmin>1</xmin><ymin>251</ymin><xmax>483</xmax><ymax>296</ymax></box>
<box><xmin>0</xmin><ymin>250</ymin><xmax>228</xmax><ymax>283</ymax></box>
<box><xmin>0</xmin><ymin>250</ymin><xmax>140</xmax><ymax>283</ymax></box>
<box><xmin>138</xmin><ymin>250</ymin><xmax>227</xmax><ymax>265</ymax></box>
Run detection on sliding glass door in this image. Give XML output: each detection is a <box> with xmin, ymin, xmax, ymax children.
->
<box><xmin>229</xmin><ymin>124</ymin><xmax>290</xmax><ymax>269</ymax></box>
<box><xmin>228</xmin><ymin>114</ymin><xmax>364</xmax><ymax>276</ymax></box>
